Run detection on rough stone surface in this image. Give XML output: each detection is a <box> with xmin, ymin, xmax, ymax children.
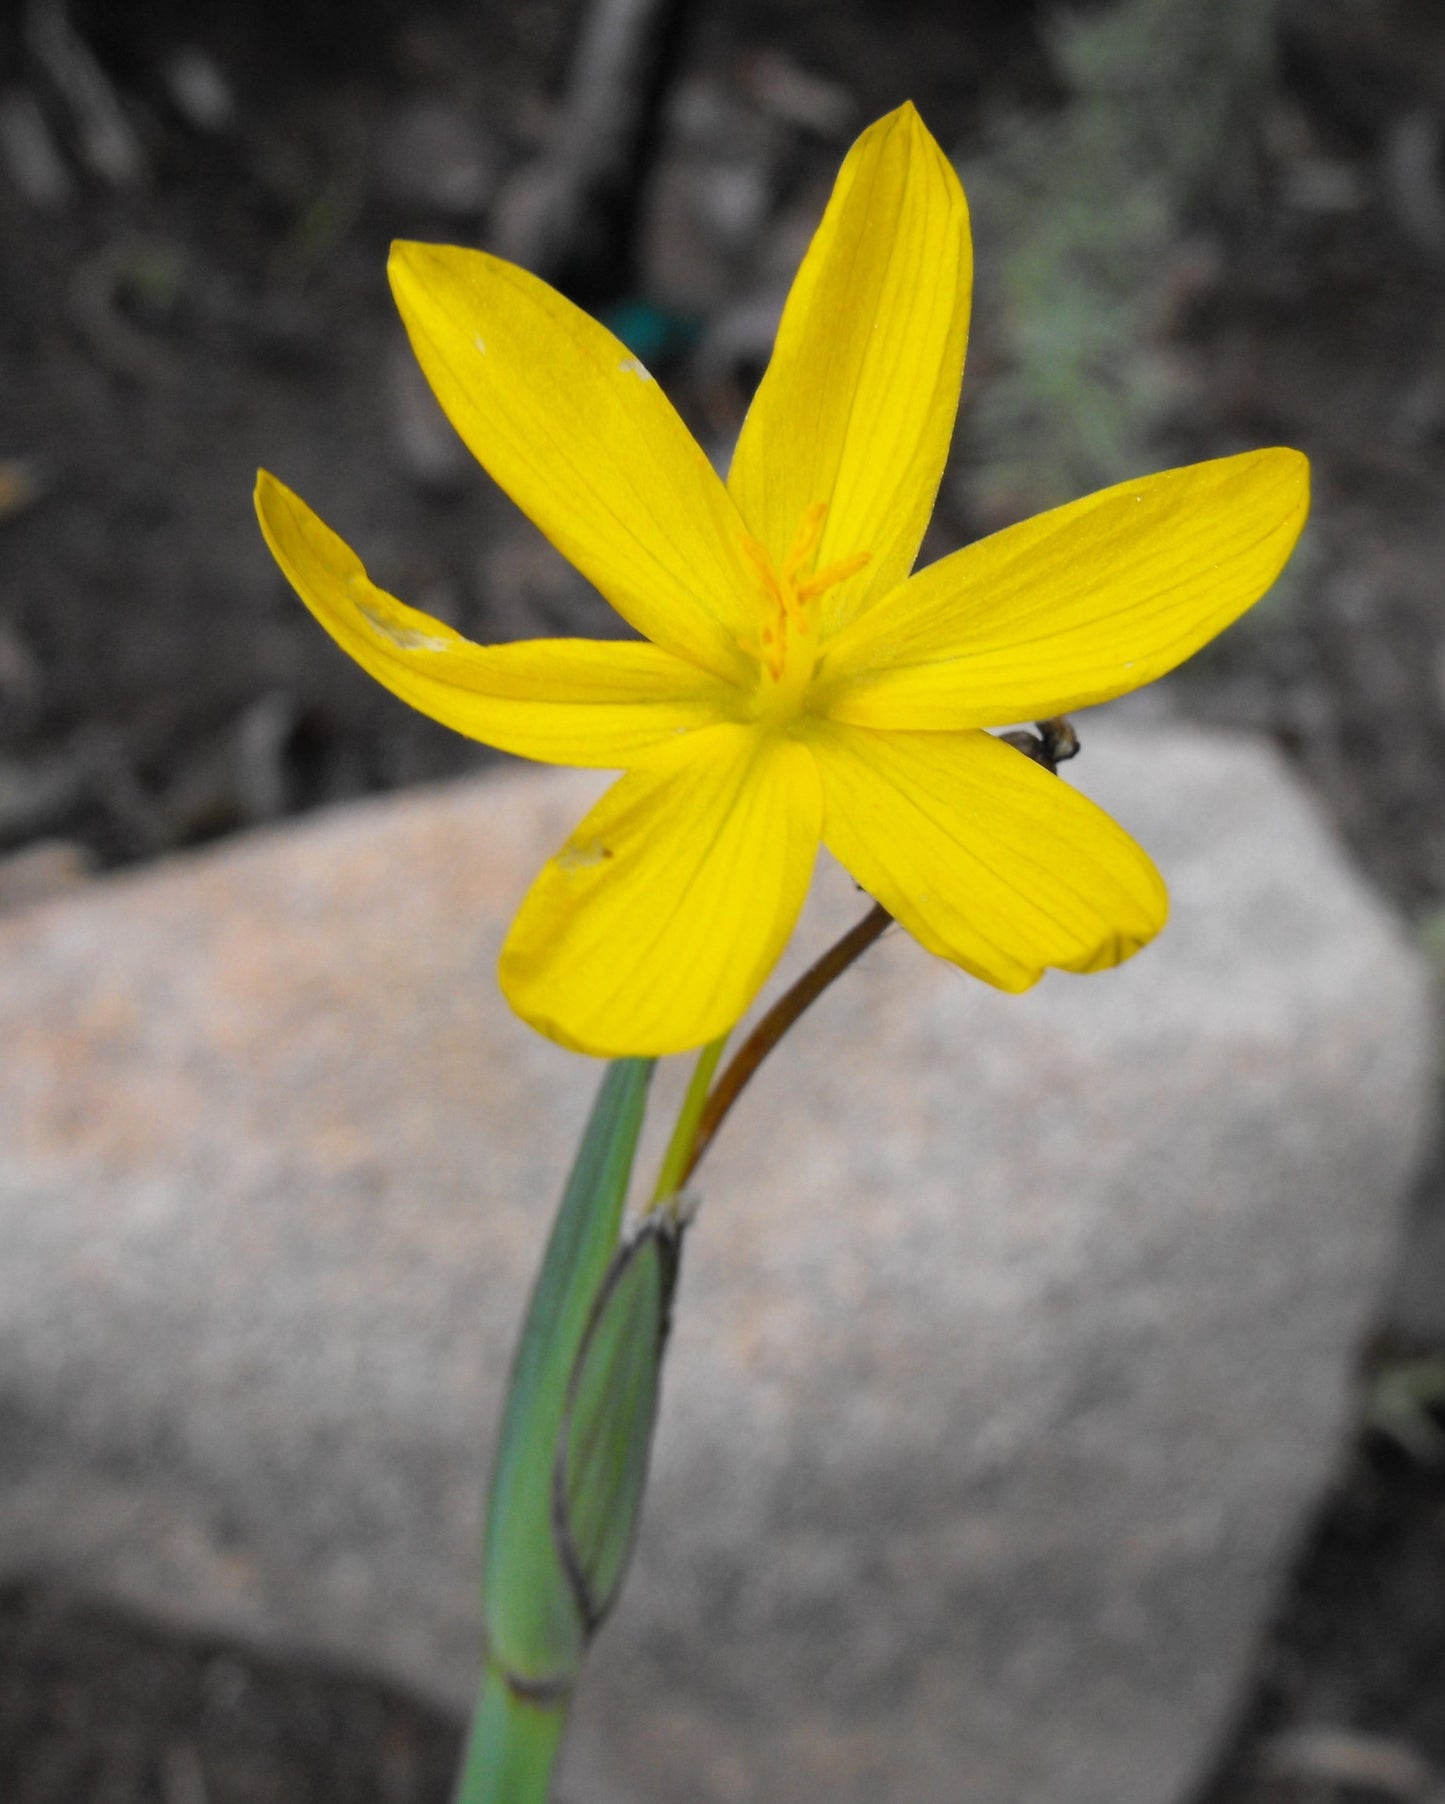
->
<box><xmin>0</xmin><ymin>721</ymin><xmax>1433</xmax><ymax>1804</ymax></box>
<box><xmin>1387</xmin><ymin>1183</ymin><xmax>1445</xmax><ymax>1342</ymax></box>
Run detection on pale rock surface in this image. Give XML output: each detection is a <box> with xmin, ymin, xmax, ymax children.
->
<box><xmin>0</xmin><ymin>720</ymin><xmax>1433</xmax><ymax>1804</ymax></box>
<box><xmin>1387</xmin><ymin>1185</ymin><xmax>1445</xmax><ymax>1342</ymax></box>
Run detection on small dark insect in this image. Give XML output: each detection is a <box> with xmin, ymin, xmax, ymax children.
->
<box><xmin>998</xmin><ymin>716</ymin><xmax>1080</xmax><ymax>776</ymax></box>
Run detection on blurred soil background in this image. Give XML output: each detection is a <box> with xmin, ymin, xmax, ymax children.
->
<box><xmin>2</xmin><ymin>0</ymin><xmax>1445</xmax><ymax>1798</ymax></box>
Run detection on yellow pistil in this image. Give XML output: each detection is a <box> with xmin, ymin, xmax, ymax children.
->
<box><xmin>741</xmin><ymin>504</ymin><xmax>871</xmax><ymax>721</ymax></box>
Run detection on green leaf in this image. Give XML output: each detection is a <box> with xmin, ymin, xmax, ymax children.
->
<box><xmin>481</xmin><ymin>1057</ymin><xmax>655</xmax><ymax>1685</ymax></box>
<box><xmin>555</xmin><ymin>1216</ymin><xmax>682</xmax><ymax>1631</ymax></box>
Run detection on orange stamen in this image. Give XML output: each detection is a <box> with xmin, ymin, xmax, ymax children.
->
<box><xmin>740</xmin><ymin>505</ymin><xmax>872</xmax><ymax>689</ymax></box>
<box><xmin>782</xmin><ymin>503</ymin><xmax>829</xmax><ymax>581</ymax></box>
<box><xmin>796</xmin><ymin>549</ymin><xmax>872</xmax><ymax>607</ymax></box>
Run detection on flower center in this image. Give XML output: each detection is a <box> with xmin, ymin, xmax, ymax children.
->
<box><xmin>741</xmin><ymin>504</ymin><xmax>870</xmax><ymax>721</ymax></box>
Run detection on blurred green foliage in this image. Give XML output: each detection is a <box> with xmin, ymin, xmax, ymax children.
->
<box><xmin>963</xmin><ymin>0</ymin><xmax>1281</xmax><ymax>510</ymax></box>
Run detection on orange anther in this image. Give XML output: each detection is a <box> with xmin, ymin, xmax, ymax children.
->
<box><xmin>741</xmin><ymin>504</ymin><xmax>872</xmax><ymax>702</ymax></box>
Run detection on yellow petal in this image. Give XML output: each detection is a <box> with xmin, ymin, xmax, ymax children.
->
<box><xmin>819</xmin><ymin>449</ymin><xmax>1310</xmax><ymax>730</ymax></box>
<box><xmin>255</xmin><ymin>472</ymin><xmax>737</xmax><ymax>765</ymax></box>
<box><xmin>727</xmin><ymin>102</ymin><xmax>971</xmax><ymax>636</ymax></box>
<box><xmin>388</xmin><ymin>241</ymin><xmax>759</xmax><ymax>685</ymax></box>
<box><xmin>500</xmin><ymin>725</ymin><xmax>822</xmax><ymax>1056</ymax></box>
<box><xmin>812</xmin><ymin>723</ymin><xmax>1167</xmax><ymax>990</ymax></box>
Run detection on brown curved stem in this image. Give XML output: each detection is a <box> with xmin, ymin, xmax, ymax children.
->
<box><xmin>680</xmin><ymin>902</ymin><xmax>892</xmax><ymax>1187</ymax></box>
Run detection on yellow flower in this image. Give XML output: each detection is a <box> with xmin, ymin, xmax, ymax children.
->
<box><xmin>255</xmin><ymin>103</ymin><xmax>1308</xmax><ymax>1059</ymax></box>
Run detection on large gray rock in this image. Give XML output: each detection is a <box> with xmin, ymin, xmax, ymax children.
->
<box><xmin>0</xmin><ymin>720</ymin><xmax>1433</xmax><ymax>1804</ymax></box>
<box><xmin>1387</xmin><ymin>1184</ymin><xmax>1445</xmax><ymax>1343</ymax></box>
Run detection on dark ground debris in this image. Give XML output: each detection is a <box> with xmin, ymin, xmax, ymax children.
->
<box><xmin>0</xmin><ymin>1425</ymin><xmax>1441</xmax><ymax>1804</ymax></box>
<box><xmin>0</xmin><ymin>1582</ymin><xmax>461</xmax><ymax>1804</ymax></box>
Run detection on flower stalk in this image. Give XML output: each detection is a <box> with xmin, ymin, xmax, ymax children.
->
<box><xmin>649</xmin><ymin>1031</ymin><xmax>728</xmax><ymax>1209</ymax></box>
<box><xmin>464</xmin><ymin>1059</ymin><xmax>654</xmax><ymax>1803</ymax></box>
<box><xmin>255</xmin><ymin>92</ymin><xmax>1312</xmax><ymax>1804</ymax></box>
<box><xmin>452</xmin><ymin>1662</ymin><xmax>569</xmax><ymax>1804</ymax></box>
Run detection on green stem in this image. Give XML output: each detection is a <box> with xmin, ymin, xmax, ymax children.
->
<box><xmin>649</xmin><ymin>1031</ymin><xmax>728</xmax><ymax>1210</ymax></box>
<box><xmin>452</xmin><ymin>1657</ymin><xmax>569</xmax><ymax>1804</ymax></box>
